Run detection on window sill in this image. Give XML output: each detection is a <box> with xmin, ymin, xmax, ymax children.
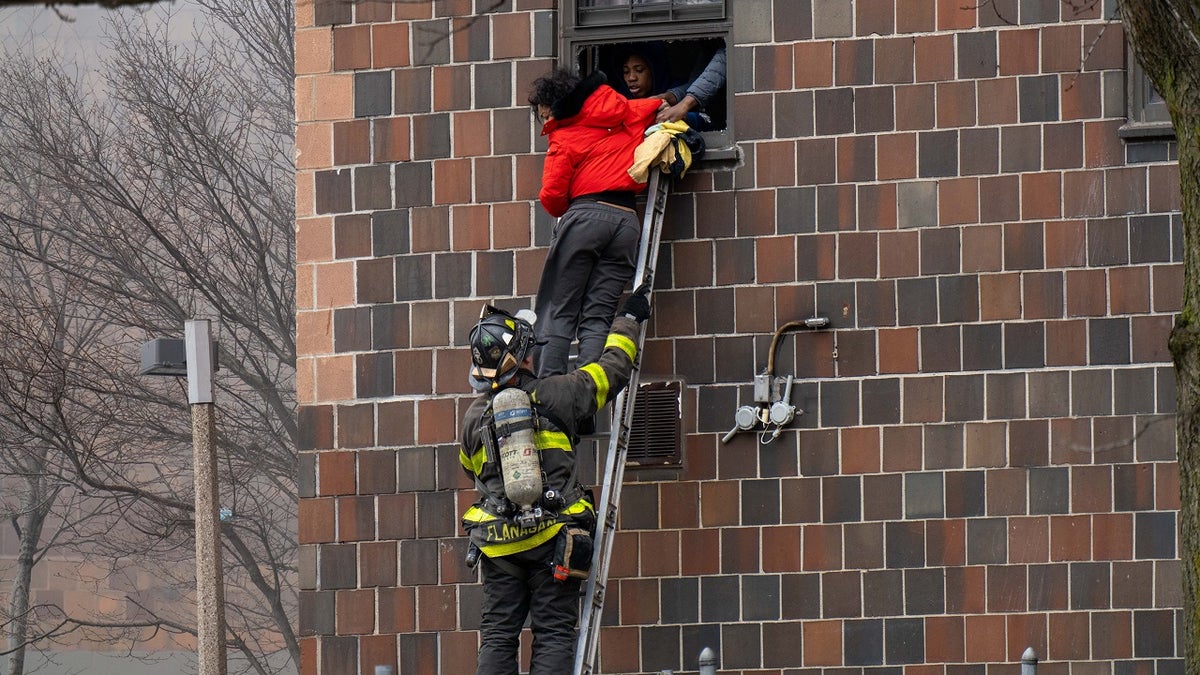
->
<box><xmin>1118</xmin><ymin>121</ymin><xmax>1175</xmax><ymax>140</ymax></box>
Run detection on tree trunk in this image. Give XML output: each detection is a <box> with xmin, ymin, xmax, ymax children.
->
<box><xmin>1118</xmin><ymin>2</ymin><xmax>1200</xmax><ymax>673</ymax></box>
<box><xmin>1171</xmin><ymin>116</ymin><xmax>1200</xmax><ymax>675</ymax></box>
<box><xmin>7</xmin><ymin>475</ymin><xmax>49</xmax><ymax>675</ymax></box>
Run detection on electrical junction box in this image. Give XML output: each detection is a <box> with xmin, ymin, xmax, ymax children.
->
<box><xmin>753</xmin><ymin>373</ymin><xmax>771</xmax><ymax>403</ymax></box>
<box><xmin>139</xmin><ymin>338</ymin><xmax>220</xmax><ymax>377</ymax></box>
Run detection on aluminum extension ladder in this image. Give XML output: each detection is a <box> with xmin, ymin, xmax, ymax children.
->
<box><xmin>573</xmin><ymin>169</ymin><xmax>671</xmax><ymax>675</ymax></box>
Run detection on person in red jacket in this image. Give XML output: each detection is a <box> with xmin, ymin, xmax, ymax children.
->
<box><xmin>528</xmin><ymin>68</ymin><xmax>660</xmax><ymax>377</ymax></box>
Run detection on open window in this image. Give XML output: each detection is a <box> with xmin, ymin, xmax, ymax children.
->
<box><xmin>562</xmin><ymin>1</ymin><xmax>734</xmax><ymax>160</ymax></box>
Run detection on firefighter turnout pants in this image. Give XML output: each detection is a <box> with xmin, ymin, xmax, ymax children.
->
<box><xmin>475</xmin><ymin>538</ymin><xmax>582</xmax><ymax>675</ymax></box>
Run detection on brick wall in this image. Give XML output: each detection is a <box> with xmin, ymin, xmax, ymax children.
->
<box><xmin>294</xmin><ymin>1</ymin><xmax>1184</xmax><ymax>673</ymax></box>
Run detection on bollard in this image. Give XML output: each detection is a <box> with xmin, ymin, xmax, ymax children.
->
<box><xmin>699</xmin><ymin>646</ymin><xmax>717</xmax><ymax>675</ymax></box>
<box><xmin>374</xmin><ymin>667</ymin><xmax>394</xmax><ymax>675</ymax></box>
<box><xmin>1021</xmin><ymin>647</ymin><xmax>1038</xmax><ymax>675</ymax></box>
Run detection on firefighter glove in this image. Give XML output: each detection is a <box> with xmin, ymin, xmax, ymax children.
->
<box><xmin>620</xmin><ymin>284</ymin><xmax>652</xmax><ymax>323</ymax></box>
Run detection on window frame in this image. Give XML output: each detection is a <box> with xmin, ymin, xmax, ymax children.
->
<box><xmin>1121</xmin><ymin>44</ymin><xmax>1174</xmax><ymax>139</ymax></box>
<box><xmin>560</xmin><ymin>0</ymin><xmax>736</xmax><ymax>160</ymax></box>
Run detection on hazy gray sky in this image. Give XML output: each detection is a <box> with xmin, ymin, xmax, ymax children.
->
<box><xmin>0</xmin><ymin>2</ymin><xmax>202</xmax><ymax>61</ymax></box>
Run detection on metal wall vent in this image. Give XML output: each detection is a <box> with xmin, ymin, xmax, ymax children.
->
<box><xmin>627</xmin><ymin>380</ymin><xmax>682</xmax><ymax>467</ymax></box>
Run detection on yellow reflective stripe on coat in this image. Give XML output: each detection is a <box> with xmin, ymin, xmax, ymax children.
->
<box><xmin>605</xmin><ymin>333</ymin><xmax>636</xmax><ymax>362</ymax></box>
<box><xmin>535</xmin><ymin>429</ymin><xmax>572</xmax><ymax>451</ymax></box>
<box><xmin>460</xmin><ymin>445</ymin><xmax>486</xmax><ymax>474</ymax></box>
<box><xmin>478</xmin><ymin>522</ymin><xmax>564</xmax><ymax>557</ymax></box>
<box><xmin>581</xmin><ymin>362</ymin><xmax>609</xmax><ymax>410</ymax></box>
<box><xmin>462</xmin><ymin>505</ymin><xmax>497</xmax><ymax>524</ymax></box>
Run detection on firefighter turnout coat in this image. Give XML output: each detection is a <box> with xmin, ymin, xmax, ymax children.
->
<box><xmin>459</xmin><ymin>316</ymin><xmax>640</xmax><ymax>559</ymax></box>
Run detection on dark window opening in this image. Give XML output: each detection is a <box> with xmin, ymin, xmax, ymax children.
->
<box><xmin>574</xmin><ymin>37</ymin><xmax>728</xmax><ymax>136</ymax></box>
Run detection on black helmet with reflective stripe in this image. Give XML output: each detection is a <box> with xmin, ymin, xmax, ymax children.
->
<box><xmin>468</xmin><ymin>305</ymin><xmax>537</xmax><ymax>391</ymax></box>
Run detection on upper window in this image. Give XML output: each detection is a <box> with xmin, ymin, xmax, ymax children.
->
<box><xmin>576</xmin><ymin>0</ymin><xmax>725</xmax><ymax>26</ymax></box>
<box><xmin>562</xmin><ymin>0</ymin><xmax>734</xmax><ymax>159</ymax></box>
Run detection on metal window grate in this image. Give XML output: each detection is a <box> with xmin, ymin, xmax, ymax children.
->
<box><xmin>626</xmin><ymin>380</ymin><xmax>682</xmax><ymax>466</ymax></box>
<box><xmin>577</xmin><ymin>0</ymin><xmax>725</xmax><ymax>26</ymax></box>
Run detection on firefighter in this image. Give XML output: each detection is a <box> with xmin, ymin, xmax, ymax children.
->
<box><xmin>459</xmin><ymin>285</ymin><xmax>651</xmax><ymax>675</ymax></box>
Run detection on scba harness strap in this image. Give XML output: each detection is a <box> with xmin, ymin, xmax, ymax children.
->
<box><xmin>477</xmin><ymin>393</ymin><xmax>585</xmax><ymax>518</ymax></box>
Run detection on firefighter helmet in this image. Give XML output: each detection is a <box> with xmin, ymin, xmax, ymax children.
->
<box><xmin>468</xmin><ymin>305</ymin><xmax>537</xmax><ymax>391</ymax></box>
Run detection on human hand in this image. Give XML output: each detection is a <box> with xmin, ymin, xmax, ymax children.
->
<box><xmin>619</xmin><ymin>284</ymin><xmax>652</xmax><ymax>322</ymax></box>
<box><xmin>657</xmin><ymin>94</ymin><xmax>699</xmax><ymax>123</ymax></box>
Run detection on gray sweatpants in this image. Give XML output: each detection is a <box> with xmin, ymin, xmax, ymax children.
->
<box><xmin>534</xmin><ymin>200</ymin><xmax>639</xmax><ymax>377</ymax></box>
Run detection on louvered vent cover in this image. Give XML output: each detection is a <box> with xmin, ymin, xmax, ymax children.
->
<box><xmin>627</xmin><ymin>380</ymin><xmax>682</xmax><ymax>466</ymax></box>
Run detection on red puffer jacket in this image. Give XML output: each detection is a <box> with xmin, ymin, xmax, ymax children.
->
<box><xmin>539</xmin><ymin>71</ymin><xmax>661</xmax><ymax>217</ymax></box>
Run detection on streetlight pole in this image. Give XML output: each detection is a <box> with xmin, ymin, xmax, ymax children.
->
<box><xmin>185</xmin><ymin>319</ymin><xmax>227</xmax><ymax>675</ymax></box>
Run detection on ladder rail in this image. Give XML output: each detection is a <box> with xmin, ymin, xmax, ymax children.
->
<box><xmin>574</xmin><ymin>169</ymin><xmax>670</xmax><ymax>675</ymax></box>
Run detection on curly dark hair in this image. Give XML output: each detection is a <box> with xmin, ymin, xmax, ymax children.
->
<box><xmin>527</xmin><ymin>68</ymin><xmax>580</xmax><ymax>119</ymax></box>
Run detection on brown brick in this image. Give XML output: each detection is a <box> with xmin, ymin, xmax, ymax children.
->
<box><xmin>332</xmin><ymin>25</ymin><xmax>371</xmax><ymax>70</ymax></box>
<box><xmin>915</xmin><ymin>34</ymin><xmax>954</xmax><ymax>82</ymax></box>
<box><xmin>856</xmin><ymin>0</ymin><xmax>895</xmax><ymax>34</ymax></box>
<box><xmin>1106</xmin><ymin>166</ymin><xmax>1149</xmax><ymax>215</ymax></box>
<box><xmin>878</xmin><ymin>327</ymin><xmax>918</xmax><ymax>373</ymax></box>
<box><xmin>433</xmin><ymin>158</ymin><xmax>473</xmax><ymax>205</ymax></box>
<box><xmin>875</xmin><ymin>36</ymin><xmax>915</xmax><ymax>84</ymax></box>
<box><xmin>1092</xmin><ymin>512</ymin><xmax>1133</xmax><ymax>559</ymax></box>
<box><xmin>897</xmin><ymin>0</ymin><xmax>936</xmax><ymax>32</ymax></box>
<box><xmin>977</xmin><ymin>77</ymin><xmax>1018</xmax><ymax>125</ymax></box>
<box><xmin>318</xmin><ymin>450</ymin><xmax>357</xmax><ymax>495</ymax></box>
<box><xmin>1044</xmin><ymin>319</ymin><xmax>1086</xmax><ymax>365</ymax></box>
<box><xmin>1153</xmin><ymin>264</ymin><xmax>1183</xmax><ymax>313</ymax></box>
<box><xmin>1092</xmin><ymin>610</ymin><xmax>1134</xmax><ymax>659</ymax></box>
<box><xmin>299</xmin><ymin>498</ymin><xmax>336</xmax><ymax>544</ymax></box>
<box><xmin>879</xmin><ymin>230</ymin><xmax>918</xmax><ymax>278</ymax></box>
<box><xmin>979</xmin><ymin>171</ymin><xmax>1017</xmax><ymax>222</ymax></box>
<box><xmin>1044</xmin><ymin>122</ymin><xmax>1084</xmax><ymax>170</ymax></box>
<box><xmin>947</xmin><ymin>565</ymin><xmax>988</xmax><ymax>614</ymax></box>
<box><xmin>937</xmin><ymin>0</ymin><xmax>976</xmax><ymax>29</ymax></box>
<box><xmin>962</xmin><ymin>225</ymin><xmax>1003</xmax><ymax>273</ymax></box>
<box><xmin>895</xmin><ymin>84</ymin><xmax>936</xmax><ymax>130</ymax></box>
<box><xmin>964</xmin><ymin>615</ymin><xmax>1007</xmax><ymax>661</ymax></box>
<box><xmin>794</xmin><ymin>41</ymin><xmax>834</xmax><ymax>88</ymax></box>
<box><xmin>927</xmin><ymin>518</ymin><xmax>966</xmax><ymax>566</ymax></box>
<box><xmin>371</xmin><ymin>23</ymin><xmax>409</xmax><ymax>68</ymax></box>
<box><xmin>964</xmin><ymin>422</ymin><xmax>1006</xmax><ymax>467</ymax></box>
<box><xmin>936</xmin><ymin>80</ymin><xmax>977</xmax><ymax>128</ymax></box>
<box><xmin>877</xmin><ymin>132</ymin><xmax>917</xmax><ymax>180</ymax></box>
<box><xmin>1008</xmin><ymin>516</ymin><xmax>1050</xmax><ymax>563</ymax></box>
<box><xmin>358</xmin><ymin>634</ymin><xmax>396</xmax><ymax>675</ymax></box>
<box><xmin>1110</xmin><ymin>266</ymin><xmax>1151</xmax><ymax>314</ymax></box>
<box><xmin>1061</xmin><ymin>71</ymin><xmax>1103</xmax><ymax>120</ymax></box>
<box><xmin>1149</xmin><ymin>163</ymin><xmax>1182</xmax><ymax>212</ymax></box>
<box><xmin>803</xmin><ymin>620</ymin><xmax>844</xmax><ymax>665</ymax></box>
<box><xmin>335</xmin><ymin>588</ymin><xmax>374</xmax><ymax>634</ymax></box>
<box><xmin>1084</xmin><ymin>119</ymin><xmax>1125</xmax><ymax>168</ymax></box>
<box><xmin>452</xmin><ymin>109</ymin><xmax>491</xmax><ymax>158</ymax></box>
<box><xmin>859</xmin><ymin>182</ymin><xmax>898</xmax><ymax>230</ymax></box>
<box><xmin>1050</xmin><ymin>514</ymin><xmax>1092</xmax><ymax>561</ymax></box>
<box><xmin>937</xmin><ymin>178</ymin><xmax>978</xmax><ymax>226</ymax></box>
<box><xmin>925</xmin><ymin>615</ymin><xmax>965</xmax><ymax>662</ymax></box>
<box><xmin>986</xmin><ymin>564</ymin><xmax>1027</xmax><ymax>612</ymax></box>
<box><xmin>999</xmin><ymin>28</ymin><xmax>1039</xmax><ymax>75</ymax></box>
<box><xmin>883</xmin><ymin>425</ymin><xmax>924</xmax><ymax>472</ymax></box>
<box><xmin>1063</xmin><ymin>268</ymin><xmax>1106</xmax><ymax>317</ymax></box>
<box><xmin>1041</xmin><ymin>24</ymin><xmax>1082</xmax><ymax>72</ymax></box>
<box><xmin>1044</xmin><ymin>220</ymin><xmax>1087</xmax><ymax>269</ymax></box>
<box><xmin>1006</xmin><ymin>613</ymin><xmax>1048</xmax><ymax>661</ymax></box>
